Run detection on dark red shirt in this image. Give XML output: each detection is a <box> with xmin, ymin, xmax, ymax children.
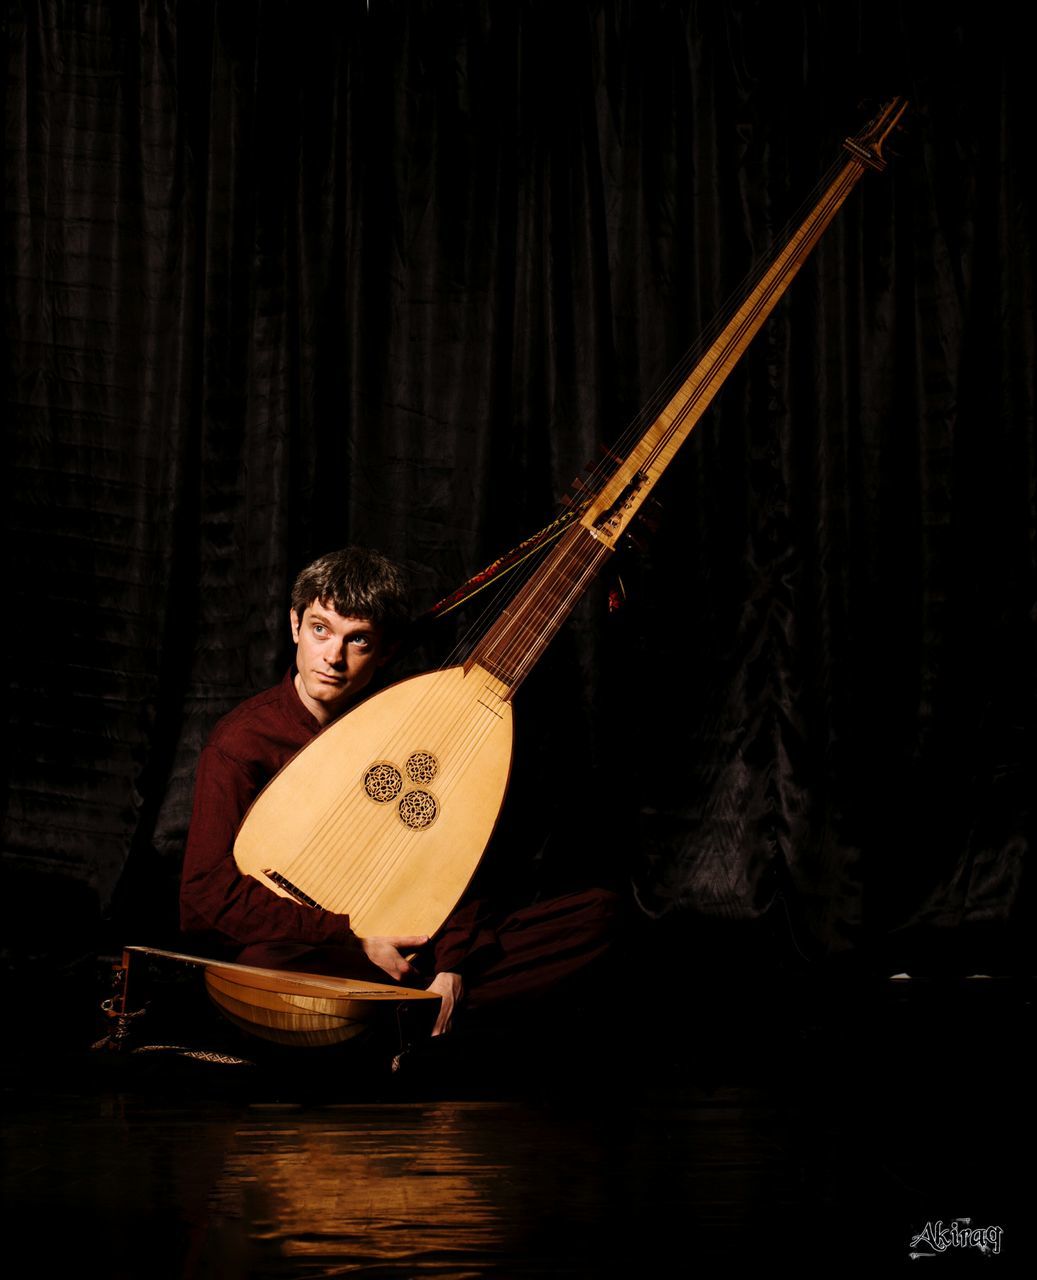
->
<box><xmin>179</xmin><ymin>669</ymin><xmax>486</xmax><ymax>973</ymax></box>
<box><xmin>180</xmin><ymin>670</ymin><xmax>361</xmax><ymax>952</ymax></box>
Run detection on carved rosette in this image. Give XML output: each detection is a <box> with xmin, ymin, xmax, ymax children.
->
<box><xmin>363</xmin><ymin>762</ymin><xmax>404</xmax><ymax>803</ymax></box>
<box><xmin>397</xmin><ymin>789</ymin><xmax>438</xmax><ymax>829</ymax></box>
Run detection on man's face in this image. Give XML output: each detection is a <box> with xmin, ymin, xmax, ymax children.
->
<box><xmin>290</xmin><ymin>600</ymin><xmax>389</xmax><ymax>725</ymax></box>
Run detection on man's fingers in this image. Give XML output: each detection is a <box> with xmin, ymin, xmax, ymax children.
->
<box><xmin>426</xmin><ymin>971</ymin><xmax>462</xmax><ymax>1037</ymax></box>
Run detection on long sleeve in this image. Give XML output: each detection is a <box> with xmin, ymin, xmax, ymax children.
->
<box><xmin>179</xmin><ymin>675</ymin><xmax>361</xmax><ymax>953</ymax></box>
<box><xmin>179</xmin><ymin>743</ymin><xmax>356</xmax><ymax>950</ymax></box>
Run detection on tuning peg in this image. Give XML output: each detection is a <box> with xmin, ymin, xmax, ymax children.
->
<box><xmin>559</xmin><ymin>475</ymin><xmax>588</xmax><ymax>506</ymax></box>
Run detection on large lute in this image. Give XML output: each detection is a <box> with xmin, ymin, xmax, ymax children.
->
<box><xmin>235</xmin><ymin>99</ymin><xmax>907</xmax><ymax>939</ymax></box>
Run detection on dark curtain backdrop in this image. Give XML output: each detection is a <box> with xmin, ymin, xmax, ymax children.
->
<box><xmin>5</xmin><ymin>1</ymin><xmax>1034</xmax><ymax>984</ymax></box>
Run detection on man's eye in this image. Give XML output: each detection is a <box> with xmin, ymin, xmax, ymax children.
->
<box><xmin>313</xmin><ymin>625</ymin><xmax>327</xmax><ymax>636</ymax></box>
<box><xmin>351</xmin><ymin>636</ymin><xmax>369</xmax><ymax>648</ymax></box>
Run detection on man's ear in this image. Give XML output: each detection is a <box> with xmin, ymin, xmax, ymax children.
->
<box><xmin>289</xmin><ymin>607</ymin><xmax>302</xmax><ymax>642</ymax></box>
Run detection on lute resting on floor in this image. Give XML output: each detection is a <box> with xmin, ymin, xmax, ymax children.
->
<box><xmin>106</xmin><ymin>946</ymin><xmax>439</xmax><ymax>1049</ymax></box>
<box><xmin>233</xmin><ymin>98</ymin><xmax>908</xmax><ymax>944</ymax></box>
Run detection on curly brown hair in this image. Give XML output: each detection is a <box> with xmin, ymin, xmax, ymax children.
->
<box><xmin>290</xmin><ymin>547</ymin><xmax>409</xmax><ymax>637</ymax></box>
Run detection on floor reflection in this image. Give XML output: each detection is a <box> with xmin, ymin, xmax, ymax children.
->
<box><xmin>4</xmin><ymin>976</ymin><xmax>1031</xmax><ymax>1277</ymax></box>
<box><xmin>4</xmin><ymin>1082</ymin><xmax>818</xmax><ymax>1278</ymax></box>
<box><xmin>218</xmin><ymin>1103</ymin><xmax>518</xmax><ymax>1274</ymax></box>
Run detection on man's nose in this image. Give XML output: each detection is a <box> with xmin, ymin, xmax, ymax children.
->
<box><xmin>327</xmin><ymin>636</ymin><xmax>347</xmax><ymax>666</ymax></box>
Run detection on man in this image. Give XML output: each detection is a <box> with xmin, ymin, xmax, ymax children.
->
<box><xmin>180</xmin><ymin>546</ymin><xmax>619</xmax><ymax>1040</ymax></box>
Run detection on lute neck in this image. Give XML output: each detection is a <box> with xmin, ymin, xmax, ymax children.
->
<box><xmin>466</xmin><ymin>98</ymin><xmax>907</xmax><ymax>699</ymax></box>
<box><xmin>465</xmin><ymin>522</ymin><xmax>610</xmax><ymax>692</ymax></box>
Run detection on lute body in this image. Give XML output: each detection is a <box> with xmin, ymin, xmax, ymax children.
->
<box><xmin>234</xmin><ymin>664</ymin><xmax>514</xmax><ymax>937</ymax></box>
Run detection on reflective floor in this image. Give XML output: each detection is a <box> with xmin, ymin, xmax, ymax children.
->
<box><xmin>3</xmin><ymin>973</ymin><xmax>1033</xmax><ymax>1277</ymax></box>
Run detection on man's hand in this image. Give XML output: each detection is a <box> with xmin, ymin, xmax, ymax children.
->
<box><xmin>360</xmin><ymin>935</ymin><xmax>428</xmax><ymax>981</ymax></box>
<box><xmin>426</xmin><ymin>971</ymin><xmax>463</xmax><ymax>1037</ymax></box>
